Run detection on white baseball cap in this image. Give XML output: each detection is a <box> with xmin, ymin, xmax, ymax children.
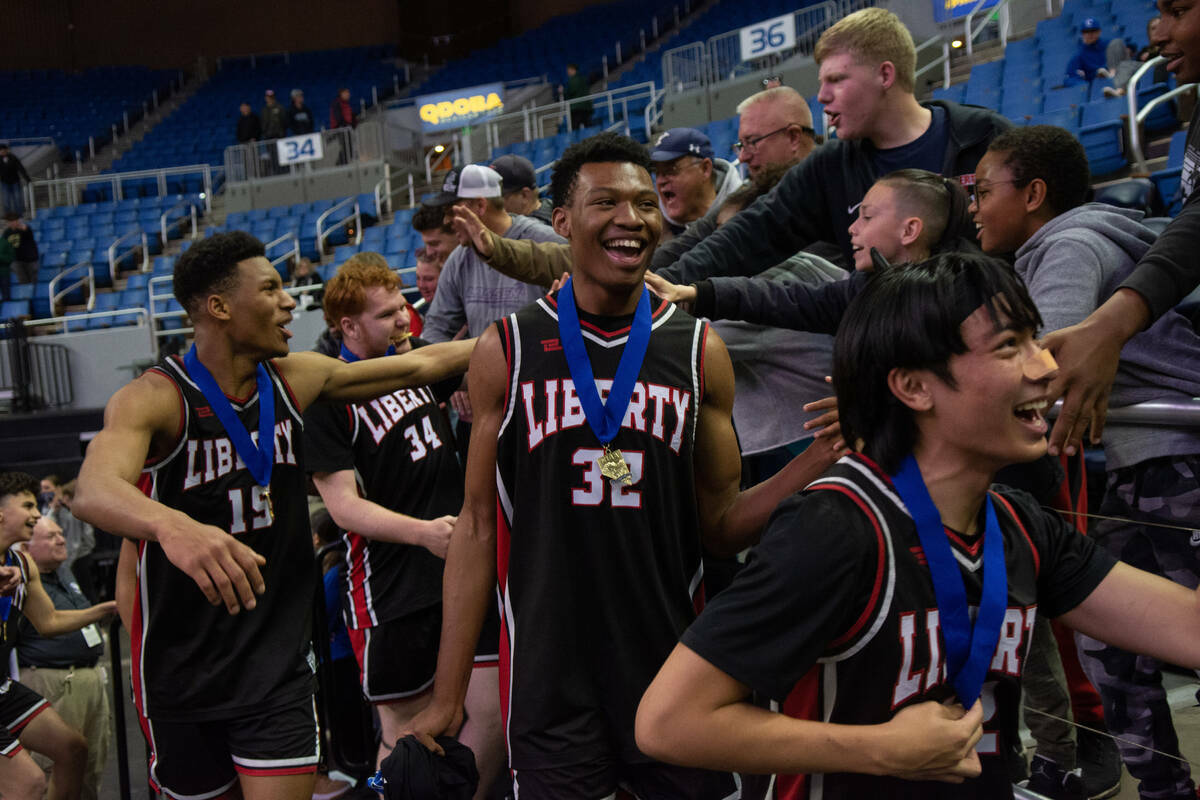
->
<box><xmin>457</xmin><ymin>164</ymin><xmax>504</xmax><ymax>198</ymax></box>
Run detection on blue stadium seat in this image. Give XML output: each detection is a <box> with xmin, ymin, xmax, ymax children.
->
<box><xmin>1150</xmin><ymin>130</ymin><xmax>1188</xmax><ymax>216</ymax></box>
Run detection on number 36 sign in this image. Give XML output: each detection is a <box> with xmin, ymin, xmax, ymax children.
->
<box><xmin>276</xmin><ymin>132</ymin><xmax>324</xmax><ymax>166</ymax></box>
<box><xmin>739</xmin><ymin>13</ymin><xmax>796</xmax><ymax>60</ymax></box>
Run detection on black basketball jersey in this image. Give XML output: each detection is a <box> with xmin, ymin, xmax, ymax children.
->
<box><xmin>0</xmin><ymin>549</ymin><xmax>30</xmax><ymax>664</ymax></box>
<box><xmin>494</xmin><ymin>291</ymin><xmax>707</xmax><ymax>769</ymax></box>
<box><xmin>132</xmin><ymin>355</ymin><xmax>314</xmax><ymax>723</ymax></box>
<box><xmin>682</xmin><ymin>454</ymin><xmax>1116</xmax><ymax>800</ymax></box>
<box><xmin>303</xmin><ymin>351</ymin><xmax>462</xmax><ymax>628</ymax></box>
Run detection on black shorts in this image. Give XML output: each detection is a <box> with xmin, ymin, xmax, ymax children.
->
<box><xmin>143</xmin><ymin>693</ymin><xmax>319</xmax><ymax>798</ymax></box>
<box><xmin>0</xmin><ymin>679</ymin><xmax>49</xmax><ymax>758</ymax></box>
<box><xmin>348</xmin><ymin>606</ymin><xmax>441</xmax><ymax>703</ymax></box>
<box><xmin>511</xmin><ymin>758</ymin><xmax>741</xmax><ymax>800</ymax></box>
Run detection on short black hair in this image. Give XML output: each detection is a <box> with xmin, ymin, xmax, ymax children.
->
<box><xmin>833</xmin><ymin>252</ymin><xmax>1042</xmax><ymax>474</ymax></box>
<box><xmin>987</xmin><ymin>126</ymin><xmax>1090</xmax><ymax>216</ymax></box>
<box><xmin>0</xmin><ymin>471</ymin><xmax>38</xmax><ymax>504</ymax></box>
<box><xmin>173</xmin><ymin>231</ymin><xmax>265</xmax><ymax>314</ymax></box>
<box><xmin>550</xmin><ymin>132</ymin><xmax>653</xmax><ymax>209</ymax></box>
<box><xmin>411</xmin><ymin>203</ymin><xmax>453</xmax><ymax>234</ymax></box>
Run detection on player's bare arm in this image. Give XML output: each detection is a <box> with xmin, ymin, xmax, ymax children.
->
<box><xmin>277</xmin><ymin>340</ymin><xmax>474</xmax><ymax>409</ymax></box>
<box><xmin>13</xmin><ymin>550</ymin><xmax>117</xmax><ymax>636</ymax></box>
<box><xmin>404</xmin><ymin>325</ymin><xmax>507</xmax><ymax>752</ymax></box>
<box><xmin>1043</xmin><ymin>287</ymin><xmax>1149</xmax><ymax>456</ymax></box>
<box><xmin>73</xmin><ymin>371</ymin><xmax>267</xmax><ymax>615</ymax></box>
<box><xmin>692</xmin><ymin>333</ymin><xmax>842</xmax><ymax>556</ymax></box>
<box><xmin>313</xmin><ymin>469</ymin><xmax>455</xmax><ymax>558</ymax></box>
<box><xmin>636</xmin><ymin>643</ymin><xmax>983</xmax><ymax>781</ymax></box>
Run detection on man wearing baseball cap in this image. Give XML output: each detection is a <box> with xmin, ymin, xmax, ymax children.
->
<box><xmin>491</xmin><ymin>154</ymin><xmax>553</xmax><ymax>225</ymax></box>
<box><xmin>1066</xmin><ymin>17</ymin><xmax>1133</xmax><ymax>88</ymax></box>
<box><xmin>650</xmin><ymin>128</ymin><xmax>742</xmax><ymax>237</ymax></box>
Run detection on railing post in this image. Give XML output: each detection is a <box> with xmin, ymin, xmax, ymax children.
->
<box><xmin>360</xmin><ymin>98</ymin><xmax>367</xmax><ymax>116</ymax></box>
<box><xmin>616</xmin><ymin>41</ymin><xmax>623</xmax><ymax>65</ymax></box>
<box><xmin>408</xmin><ymin>173</ymin><xmax>414</xmax><ymax>207</ymax></box>
<box><xmin>640</xmin><ymin>30</ymin><xmax>646</xmax><ymax>51</ymax></box>
<box><xmin>75</xmin><ymin>152</ymin><xmax>82</xmax><ymax>174</ymax></box>
<box><xmin>372</xmin><ymin>86</ymin><xmax>379</xmax><ymax>106</ymax></box>
<box><xmin>394</xmin><ymin>73</ymin><xmax>400</xmax><ymax>94</ymax></box>
<box><xmin>603</xmin><ymin>54</ymin><xmax>609</xmax><ymax>81</ymax></box>
<box><xmin>123</xmin><ymin>111</ymin><xmax>130</xmax><ymax>133</ymax></box>
<box><xmin>112</xmin><ymin>123</ymin><xmax>119</xmax><ymax>143</ymax></box>
<box><xmin>89</xmin><ymin>136</ymin><xmax>95</xmax><ymax>160</ymax></box>
<box><xmin>943</xmin><ymin>42</ymin><xmax>951</xmax><ymax>89</ymax></box>
<box><xmin>653</xmin><ymin>16</ymin><xmax>659</xmax><ymax>38</ymax></box>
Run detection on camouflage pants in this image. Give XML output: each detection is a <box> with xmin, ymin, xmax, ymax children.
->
<box><xmin>1076</xmin><ymin>454</ymin><xmax>1200</xmax><ymax>800</ymax></box>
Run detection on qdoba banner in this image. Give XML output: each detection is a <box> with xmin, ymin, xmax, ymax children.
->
<box><xmin>417</xmin><ymin>82</ymin><xmax>506</xmax><ymax>132</ymax></box>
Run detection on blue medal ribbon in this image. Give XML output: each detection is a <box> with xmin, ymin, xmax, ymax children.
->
<box><xmin>890</xmin><ymin>454</ymin><xmax>1007</xmax><ymax>706</ymax></box>
<box><xmin>338</xmin><ymin>342</ymin><xmax>395</xmax><ymax>363</ymax></box>
<box><xmin>183</xmin><ymin>345</ymin><xmax>276</xmax><ymax>498</ymax></box>
<box><xmin>0</xmin><ymin>550</ymin><xmax>14</xmax><ymax>629</ymax></box>
<box><xmin>556</xmin><ymin>277</ymin><xmax>652</xmax><ymax>445</ymax></box>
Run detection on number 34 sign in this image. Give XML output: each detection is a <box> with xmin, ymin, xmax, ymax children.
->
<box><xmin>739</xmin><ymin>13</ymin><xmax>796</xmax><ymax>60</ymax></box>
<box><xmin>276</xmin><ymin>132</ymin><xmax>324</xmax><ymax>166</ymax></box>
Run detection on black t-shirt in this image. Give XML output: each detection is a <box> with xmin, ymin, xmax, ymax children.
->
<box><xmin>870</xmin><ymin>105</ymin><xmax>949</xmax><ymax>177</ymax></box>
<box><xmin>682</xmin><ymin>454</ymin><xmax>1116</xmax><ymax>800</ymax></box>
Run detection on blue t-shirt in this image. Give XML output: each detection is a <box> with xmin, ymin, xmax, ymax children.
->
<box><xmin>871</xmin><ymin>105</ymin><xmax>949</xmax><ymax>177</ymax></box>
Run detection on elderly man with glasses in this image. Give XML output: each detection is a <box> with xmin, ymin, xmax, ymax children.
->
<box><xmin>733</xmin><ymin>86</ymin><xmax>819</xmax><ymax>178</ymax></box>
<box><xmin>650</xmin><ymin>128</ymin><xmax>743</xmax><ymax>239</ymax></box>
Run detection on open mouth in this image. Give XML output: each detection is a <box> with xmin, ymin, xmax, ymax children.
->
<box><xmin>1014</xmin><ymin>398</ymin><xmax>1049</xmax><ymax>432</ymax></box>
<box><xmin>603</xmin><ymin>238</ymin><xmax>647</xmax><ymax>265</ymax></box>
<box><xmin>659</xmin><ymin>189</ymin><xmax>676</xmax><ymax>207</ymax></box>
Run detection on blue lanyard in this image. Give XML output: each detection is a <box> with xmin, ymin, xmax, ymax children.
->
<box><xmin>0</xmin><ymin>550</ymin><xmax>14</xmax><ymax>624</ymax></box>
<box><xmin>338</xmin><ymin>342</ymin><xmax>395</xmax><ymax>363</ymax></box>
<box><xmin>555</xmin><ymin>277</ymin><xmax>652</xmax><ymax>445</ymax></box>
<box><xmin>183</xmin><ymin>345</ymin><xmax>275</xmax><ymax>491</ymax></box>
<box><xmin>891</xmin><ymin>454</ymin><xmax>1007</xmax><ymax>706</ymax></box>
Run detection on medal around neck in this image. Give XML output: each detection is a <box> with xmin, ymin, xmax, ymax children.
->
<box><xmin>556</xmin><ymin>277</ymin><xmax>652</xmax><ymax>486</ymax></box>
<box><xmin>184</xmin><ymin>345</ymin><xmax>277</xmax><ymax>526</ymax></box>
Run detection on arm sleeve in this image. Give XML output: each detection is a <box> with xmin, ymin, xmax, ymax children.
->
<box><xmin>655</xmin><ymin>155</ymin><xmax>835</xmax><ymax>285</ymax></box>
<box><xmin>700</xmin><ymin>270</ymin><xmax>864</xmax><ymax>333</ymax></box>
<box><xmin>1022</xmin><ymin>239</ymin><xmax>1108</xmax><ymax>334</ymax></box>
<box><xmin>681</xmin><ymin>491</ymin><xmax>882</xmax><ymax>701</ymax></box>
<box><xmin>482</xmin><ymin>232</ymin><xmax>570</xmax><ymax>289</ymax></box>
<box><xmin>301</xmin><ymin>401</ymin><xmax>357</xmax><ymax>476</ymax></box>
<box><xmin>1119</xmin><ymin>199</ymin><xmax>1200</xmax><ymax>321</ymax></box>
<box><xmin>420</xmin><ymin>253</ymin><xmax>469</xmax><ymax>343</ymax></box>
<box><xmin>650</xmin><ymin>211</ymin><xmax>719</xmax><ymax>271</ymax></box>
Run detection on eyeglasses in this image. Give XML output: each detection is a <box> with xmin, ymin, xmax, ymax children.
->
<box><xmin>969</xmin><ymin>179</ymin><xmax>1022</xmax><ymax>205</ymax></box>
<box><xmin>653</xmin><ymin>158</ymin><xmax>704</xmax><ymax>178</ymax></box>
<box><xmin>733</xmin><ymin>124</ymin><xmax>816</xmax><ymax>154</ymax></box>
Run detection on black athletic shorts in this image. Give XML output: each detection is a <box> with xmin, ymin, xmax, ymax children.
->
<box><xmin>511</xmin><ymin>758</ymin><xmax>741</xmax><ymax>800</ymax></box>
<box><xmin>348</xmin><ymin>605</ymin><xmax>441</xmax><ymax>703</ymax></box>
<box><xmin>143</xmin><ymin>692</ymin><xmax>319</xmax><ymax>798</ymax></box>
<box><xmin>0</xmin><ymin>678</ymin><xmax>49</xmax><ymax>758</ymax></box>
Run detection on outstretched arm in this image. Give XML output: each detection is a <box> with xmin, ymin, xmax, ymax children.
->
<box><xmin>404</xmin><ymin>324</ymin><xmax>507</xmax><ymax>751</ymax></box>
<box><xmin>16</xmin><ymin>553</ymin><xmax>116</xmax><ymax>637</ymax></box>
<box><xmin>450</xmin><ymin>203</ymin><xmax>569</xmax><ymax>289</ymax></box>
<box><xmin>279</xmin><ymin>340</ymin><xmax>474</xmax><ymax>408</ymax></box>
<box><xmin>692</xmin><ymin>331</ymin><xmax>843</xmax><ymax>556</ymax></box>
<box><xmin>73</xmin><ymin>372</ymin><xmax>267</xmax><ymax>615</ymax></box>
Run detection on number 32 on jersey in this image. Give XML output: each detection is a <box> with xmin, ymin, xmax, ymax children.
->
<box><xmin>572</xmin><ymin>448</ymin><xmax>644</xmax><ymax>508</ymax></box>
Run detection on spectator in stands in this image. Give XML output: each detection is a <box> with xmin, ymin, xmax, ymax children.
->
<box><xmin>235</xmin><ymin>102</ymin><xmax>261</xmax><ymax>144</ymax></box>
<box><xmin>5</xmin><ymin>213</ymin><xmax>38</xmax><ymax>286</ymax></box>
<box><xmin>1066</xmin><ymin>18</ymin><xmax>1139</xmax><ymax>95</ymax></box>
<box><xmin>0</xmin><ymin>230</ymin><xmax>13</xmax><ymax>303</ymax></box>
<box><xmin>17</xmin><ymin>515</ymin><xmax>114</xmax><ymax>800</ymax></box>
<box><xmin>260</xmin><ymin>90</ymin><xmax>286</xmax><ymax>140</ymax></box>
<box><xmin>55</xmin><ymin>481</ymin><xmax>97</xmax><ymax>603</ymax></box>
<box><xmin>971</xmin><ymin>124</ymin><xmax>1200</xmax><ymax>800</ymax></box>
<box><xmin>291</xmin><ymin>257</ymin><xmax>322</xmax><ymax>308</ymax></box>
<box><xmin>413</xmin><ymin>248</ymin><xmax>442</xmax><ymax>324</ymax></box>
<box><xmin>563</xmin><ymin>64</ymin><xmax>592</xmax><ymax>130</ymax></box>
<box><xmin>734</xmin><ymin>86</ymin><xmax>818</xmax><ymax>179</ymax></box>
<box><xmin>411</xmin><ymin>202</ymin><xmax>458</xmax><ymax>267</ymax></box>
<box><xmin>490</xmin><ymin>155</ymin><xmax>552</xmax><ymax>224</ymax></box>
<box><xmin>651</xmin><ymin>128</ymin><xmax>742</xmax><ymax>238</ymax></box>
<box><xmin>330</xmin><ymin>88</ymin><xmax>356</xmax><ymax>130</ymax></box>
<box><xmin>285</xmin><ymin>89</ymin><xmax>315</xmax><ymax>136</ymax></box>
<box><xmin>653</xmin><ymin>7</ymin><xmax>1009</xmax><ymax>285</ymax></box>
<box><xmin>0</xmin><ymin>144</ymin><xmax>31</xmax><ymax>217</ymax></box>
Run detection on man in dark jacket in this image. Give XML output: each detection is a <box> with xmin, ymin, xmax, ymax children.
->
<box><xmin>655</xmin><ymin>7</ymin><xmax>1009</xmax><ymax>285</ymax></box>
<box><xmin>235</xmin><ymin>102</ymin><xmax>261</xmax><ymax>144</ymax></box>
<box><xmin>0</xmin><ymin>144</ymin><xmax>31</xmax><ymax>217</ymax></box>
<box><xmin>4</xmin><ymin>213</ymin><xmax>37</xmax><ymax>285</ymax></box>
<box><xmin>285</xmin><ymin>89</ymin><xmax>315</xmax><ymax>136</ymax></box>
<box><xmin>260</xmin><ymin>90</ymin><xmax>286</xmax><ymax>140</ymax></box>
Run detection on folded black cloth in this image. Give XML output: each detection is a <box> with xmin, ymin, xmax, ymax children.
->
<box><xmin>369</xmin><ymin>734</ymin><xmax>479</xmax><ymax>800</ymax></box>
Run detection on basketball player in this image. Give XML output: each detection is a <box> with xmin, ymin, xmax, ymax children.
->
<box><xmin>405</xmin><ymin>133</ymin><xmax>841</xmax><ymax>797</ymax></box>
<box><xmin>302</xmin><ymin>254</ymin><xmax>505</xmax><ymax>793</ymax></box>
<box><xmin>0</xmin><ymin>471</ymin><xmax>115</xmax><ymax>800</ymax></box>
<box><xmin>636</xmin><ymin>252</ymin><xmax>1200</xmax><ymax>798</ymax></box>
<box><xmin>71</xmin><ymin>232</ymin><xmax>473</xmax><ymax>800</ymax></box>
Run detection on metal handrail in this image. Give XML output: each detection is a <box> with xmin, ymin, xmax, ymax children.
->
<box><xmin>914</xmin><ymin>36</ymin><xmax>952</xmax><ymax>91</ymax></box>
<box><xmin>1103</xmin><ymin>399</ymin><xmax>1200</xmax><ymax>426</ymax></box>
<box><xmin>108</xmin><ymin>230</ymin><xmax>148</xmax><ymax>286</ymax></box>
<box><xmin>265</xmin><ymin>232</ymin><xmax>300</xmax><ymax>275</ymax></box>
<box><xmin>48</xmin><ymin>261</ymin><xmax>95</xmax><ymax>313</ymax></box>
<box><xmin>30</xmin><ymin>163</ymin><xmax>215</xmax><ymax>217</ymax></box>
<box><xmin>316</xmin><ymin>198</ymin><xmax>362</xmax><ymax>256</ymax></box>
<box><xmin>3</xmin><ymin>308</ymin><xmax>151</xmax><ymax>342</ymax></box>
<box><xmin>1126</xmin><ymin>57</ymin><xmax>1196</xmax><ymax>170</ymax></box>
<box><xmin>160</xmin><ymin>199</ymin><xmax>198</xmax><ymax>245</ymax></box>
<box><xmin>386</xmin><ymin>173</ymin><xmax>416</xmax><ymax>211</ymax></box>
<box><xmin>644</xmin><ymin>86</ymin><xmax>668</xmax><ymax>138</ymax></box>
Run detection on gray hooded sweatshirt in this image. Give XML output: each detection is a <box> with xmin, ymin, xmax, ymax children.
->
<box><xmin>1015</xmin><ymin>203</ymin><xmax>1200</xmax><ymax>470</ymax></box>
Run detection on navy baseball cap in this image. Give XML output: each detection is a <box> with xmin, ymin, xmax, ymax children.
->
<box><xmin>491</xmin><ymin>154</ymin><xmax>537</xmax><ymax>191</ymax></box>
<box><xmin>650</xmin><ymin>128</ymin><xmax>714</xmax><ymax>162</ymax></box>
<box><xmin>1080</xmin><ymin>17</ymin><xmax>1101</xmax><ymax>30</ymax></box>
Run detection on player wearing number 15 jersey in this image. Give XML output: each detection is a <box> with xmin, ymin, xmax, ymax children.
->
<box><xmin>406</xmin><ymin>133</ymin><xmax>841</xmax><ymax>800</ymax></box>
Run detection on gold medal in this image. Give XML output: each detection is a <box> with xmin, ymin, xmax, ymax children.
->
<box><xmin>261</xmin><ymin>486</ymin><xmax>275</xmax><ymax>526</ymax></box>
<box><xmin>597</xmin><ymin>445</ymin><xmax>633</xmax><ymax>485</ymax></box>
